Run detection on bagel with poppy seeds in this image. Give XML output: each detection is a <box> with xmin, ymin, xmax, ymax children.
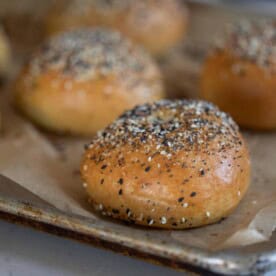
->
<box><xmin>201</xmin><ymin>20</ymin><xmax>276</xmax><ymax>130</ymax></box>
<box><xmin>14</xmin><ymin>28</ymin><xmax>164</xmax><ymax>135</ymax></box>
<box><xmin>81</xmin><ymin>100</ymin><xmax>250</xmax><ymax>229</ymax></box>
<box><xmin>46</xmin><ymin>0</ymin><xmax>188</xmax><ymax>56</ymax></box>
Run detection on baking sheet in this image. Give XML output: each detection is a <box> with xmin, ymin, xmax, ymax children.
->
<box><xmin>0</xmin><ymin>77</ymin><xmax>276</xmax><ymax>253</ymax></box>
<box><xmin>0</xmin><ymin>1</ymin><xmax>275</xmax><ymax>274</ymax></box>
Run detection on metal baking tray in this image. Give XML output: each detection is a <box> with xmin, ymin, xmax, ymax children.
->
<box><xmin>0</xmin><ymin>175</ymin><xmax>275</xmax><ymax>275</ymax></box>
<box><xmin>0</xmin><ymin>1</ymin><xmax>275</xmax><ymax>275</ymax></box>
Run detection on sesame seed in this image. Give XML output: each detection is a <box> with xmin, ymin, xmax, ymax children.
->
<box><xmin>206</xmin><ymin>211</ymin><xmax>211</xmax><ymax>217</ymax></box>
<box><xmin>160</xmin><ymin>217</ymin><xmax>167</xmax><ymax>224</ymax></box>
<box><xmin>83</xmin><ymin>165</ymin><xmax>88</xmax><ymax>171</ymax></box>
<box><xmin>181</xmin><ymin>217</ymin><xmax>186</xmax><ymax>223</ymax></box>
<box><xmin>148</xmin><ymin>219</ymin><xmax>154</xmax><ymax>225</ymax></box>
<box><xmin>182</xmin><ymin>202</ymin><xmax>189</xmax><ymax>208</ymax></box>
<box><xmin>238</xmin><ymin>190</ymin><xmax>241</xmax><ymax>197</ymax></box>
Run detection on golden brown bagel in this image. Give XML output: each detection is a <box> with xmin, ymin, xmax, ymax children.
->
<box><xmin>46</xmin><ymin>0</ymin><xmax>188</xmax><ymax>56</ymax></box>
<box><xmin>201</xmin><ymin>20</ymin><xmax>276</xmax><ymax>130</ymax></box>
<box><xmin>81</xmin><ymin>100</ymin><xmax>250</xmax><ymax>229</ymax></box>
<box><xmin>14</xmin><ymin>28</ymin><xmax>164</xmax><ymax>135</ymax></box>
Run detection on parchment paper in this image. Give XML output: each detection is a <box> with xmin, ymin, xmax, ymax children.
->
<box><xmin>0</xmin><ymin>0</ymin><xmax>275</xmax><ymax>252</ymax></box>
<box><xmin>0</xmin><ymin>88</ymin><xmax>275</xmax><ymax>251</ymax></box>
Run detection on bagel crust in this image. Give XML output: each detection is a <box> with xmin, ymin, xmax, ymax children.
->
<box><xmin>46</xmin><ymin>0</ymin><xmax>188</xmax><ymax>56</ymax></box>
<box><xmin>14</xmin><ymin>29</ymin><xmax>164</xmax><ymax>135</ymax></box>
<box><xmin>81</xmin><ymin>100</ymin><xmax>250</xmax><ymax>229</ymax></box>
<box><xmin>201</xmin><ymin>20</ymin><xmax>276</xmax><ymax>130</ymax></box>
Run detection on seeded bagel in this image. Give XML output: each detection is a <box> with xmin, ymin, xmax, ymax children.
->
<box><xmin>46</xmin><ymin>0</ymin><xmax>189</xmax><ymax>56</ymax></box>
<box><xmin>14</xmin><ymin>28</ymin><xmax>164</xmax><ymax>135</ymax></box>
<box><xmin>201</xmin><ymin>20</ymin><xmax>276</xmax><ymax>130</ymax></box>
<box><xmin>81</xmin><ymin>100</ymin><xmax>250</xmax><ymax>229</ymax></box>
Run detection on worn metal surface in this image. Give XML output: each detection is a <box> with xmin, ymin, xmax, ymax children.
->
<box><xmin>0</xmin><ymin>175</ymin><xmax>275</xmax><ymax>275</ymax></box>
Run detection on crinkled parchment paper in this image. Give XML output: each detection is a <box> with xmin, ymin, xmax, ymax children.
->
<box><xmin>0</xmin><ymin>90</ymin><xmax>275</xmax><ymax>251</ymax></box>
<box><xmin>0</xmin><ymin>1</ymin><xmax>275</xmax><ymax>251</ymax></box>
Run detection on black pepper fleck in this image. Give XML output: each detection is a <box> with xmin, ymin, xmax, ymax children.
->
<box><xmin>178</xmin><ymin>197</ymin><xmax>184</xmax><ymax>203</ymax></box>
<box><xmin>145</xmin><ymin>166</ymin><xmax>151</xmax><ymax>172</ymax></box>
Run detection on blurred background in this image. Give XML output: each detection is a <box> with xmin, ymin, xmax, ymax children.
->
<box><xmin>1</xmin><ymin>0</ymin><xmax>275</xmax><ymax>96</ymax></box>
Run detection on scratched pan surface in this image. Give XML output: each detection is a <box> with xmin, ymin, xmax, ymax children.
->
<box><xmin>0</xmin><ymin>175</ymin><xmax>275</xmax><ymax>275</ymax></box>
<box><xmin>0</xmin><ymin>1</ymin><xmax>276</xmax><ymax>275</ymax></box>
